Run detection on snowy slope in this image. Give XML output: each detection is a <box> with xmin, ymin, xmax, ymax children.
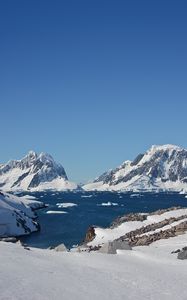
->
<box><xmin>1</xmin><ymin>234</ymin><xmax>187</xmax><ymax>300</ymax></box>
<box><xmin>0</xmin><ymin>151</ymin><xmax>77</xmax><ymax>191</ymax></box>
<box><xmin>83</xmin><ymin>144</ymin><xmax>187</xmax><ymax>192</ymax></box>
<box><xmin>88</xmin><ymin>208</ymin><xmax>187</xmax><ymax>247</ymax></box>
<box><xmin>0</xmin><ymin>192</ymin><xmax>43</xmax><ymax>237</ymax></box>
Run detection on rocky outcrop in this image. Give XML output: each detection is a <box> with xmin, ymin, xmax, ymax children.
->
<box><xmin>111</xmin><ymin>213</ymin><xmax>148</xmax><ymax>228</ymax></box>
<box><xmin>134</xmin><ymin>224</ymin><xmax>186</xmax><ymax>246</ymax></box>
<box><xmin>177</xmin><ymin>247</ymin><xmax>187</xmax><ymax>260</ymax></box>
<box><xmin>117</xmin><ymin>214</ymin><xmax>187</xmax><ymax>242</ymax></box>
<box><xmin>111</xmin><ymin>207</ymin><xmax>181</xmax><ymax>229</ymax></box>
<box><xmin>99</xmin><ymin>240</ymin><xmax>132</xmax><ymax>254</ymax></box>
<box><xmin>84</xmin><ymin>226</ymin><xmax>96</xmax><ymax>243</ymax></box>
<box><xmin>117</xmin><ymin>220</ymin><xmax>187</xmax><ymax>247</ymax></box>
<box><xmin>149</xmin><ymin>207</ymin><xmax>182</xmax><ymax>216</ymax></box>
<box><xmin>54</xmin><ymin>243</ymin><xmax>67</xmax><ymax>252</ymax></box>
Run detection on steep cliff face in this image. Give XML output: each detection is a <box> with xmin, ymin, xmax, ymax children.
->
<box><xmin>0</xmin><ymin>151</ymin><xmax>77</xmax><ymax>191</ymax></box>
<box><xmin>83</xmin><ymin>145</ymin><xmax>187</xmax><ymax>192</ymax></box>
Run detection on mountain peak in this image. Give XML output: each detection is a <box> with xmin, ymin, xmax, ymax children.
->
<box><xmin>0</xmin><ymin>152</ymin><xmax>77</xmax><ymax>191</ymax></box>
<box><xmin>26</xmin><ymin>150</ymin><xmax>38</xmax><ymax>159</ymax></box>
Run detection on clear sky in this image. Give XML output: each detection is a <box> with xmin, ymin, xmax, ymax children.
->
<box><xmin>0</xmin><ymin>0</ymin><xmax>187</xmax><ymax>183</ymax></box>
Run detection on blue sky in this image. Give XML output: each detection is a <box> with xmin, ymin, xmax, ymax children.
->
<box><xmin>0</xmin><ymin>0</ymin><xmax>187</xmax><ymax>183</ymax></box>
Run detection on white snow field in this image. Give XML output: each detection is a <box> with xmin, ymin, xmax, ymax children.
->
<box><xmin>1</xmin><ymin>234</ymin><xmax>187</xmax><ymax>300</ymax></box>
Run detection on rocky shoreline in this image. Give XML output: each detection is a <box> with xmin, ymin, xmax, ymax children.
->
<box><xmin>81</xmin><ymin>207</ymin><xmax>187</xmax><ymax>254</ymax></box>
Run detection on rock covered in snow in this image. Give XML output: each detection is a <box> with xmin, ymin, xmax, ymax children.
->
<box><xmin>83</xmin><ymin>144</ymin><xmax>187</xmax><ymax>192</ymax></box>
<box><xmin>99</xmin><ymin>240</ymin><xmax>132</xmax><ymax>254</ymax></box>
<box><xmin>0</xmin><ymin>151</ymin><xmax>77</xmax><ymax>191</ymax></box>
<box><xmin>177</xmin><ymin>247</ymin><xmax>187</xmax><ymax>260</ymax></box>
<box><xmin>54</xmin><ymin>243</ymin><xmax>68</xmax><ymax>252</ymax></box>
<box><xmin>0</xmin><ymin>191</ymin><xmax>43</xmax><ymax>237</ymax></box>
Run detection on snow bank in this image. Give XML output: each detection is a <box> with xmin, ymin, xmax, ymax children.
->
<box><xmin>1</xmin><ymin>237</ymin><xmax>187</xmax><ymax>300</ymax></box>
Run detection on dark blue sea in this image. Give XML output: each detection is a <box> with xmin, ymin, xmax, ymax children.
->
<box><xmin>21</xmin><ymin>191</ymin><xmax>187</xmax><ymax>249</ymax></box>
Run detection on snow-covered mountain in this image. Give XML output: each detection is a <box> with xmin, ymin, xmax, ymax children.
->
<box><xmin>0</xmin><ymin>192</ymin><xmax>44</xmax><ymax>237</ymax></box>
<box><xmin>0</xmin><ymin>151</ymin><xmax>77</xmax><ymax>192</ymax></box>
<box><xmin>83</xmin><ymin>144</ymin><xmax>187</xmax><ymax>192</ymax></box>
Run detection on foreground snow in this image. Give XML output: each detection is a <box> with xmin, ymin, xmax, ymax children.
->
<box><xmin>1</xmin><ymin>235</ymin><xmax>187</xmax><ymax>300</ymax></box>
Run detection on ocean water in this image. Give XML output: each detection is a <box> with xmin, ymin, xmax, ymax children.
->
<box><xmin>21</xmin><ymin>191</ymin><xmax>187</xmax><ymax>249</ymax></box>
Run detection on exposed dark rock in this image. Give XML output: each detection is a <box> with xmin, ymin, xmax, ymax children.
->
<box><xmin>111</xmin><ymin>213</ymin><xmax>147</xmax><ymax>228</ymax></box>
<box><xmin>178</xmin><ymin>249</ymin><xmax>187</xmax><ymax>260</ymax></box>
<box><xmin>149</xmin><ymin>207</ymin><xmax>181</xmax><ymax>216</ymax></box>
<box><xmin>111</xmin><ymin>207</ymin><xmax>181</xmax><ymax>229</ymax></box>
<box><xmin>11</xmin><ymin>172</ymin><xmax>30</xmax><ymax>188</ymax></box>
<box><xmin>84</xmin><ymin>226</ymin><xmax>96</xmax><ymax>243</ymax></box>
<box><xmin>171</xmin><ymin>249</ymin><xmax>181</xmax><ymax>254</ymax></box>
<box><xmin>0</xmin><ymin>237</ymin><xmax>17</xmax><ymax>243</ymax></box>
<box><xmin>131</xmin><ymin>154</ymin><xmax>144</xmax><ymax>166</ymax></box>
<box><xmin>127</xmin><ymin>221</ymin><xmax>187</xmax><ymax>247</ymax></box>
<box><xmin>116</xmin><ymin>214</ymin><xmax>187</xmax><ymax>245</ymax></box>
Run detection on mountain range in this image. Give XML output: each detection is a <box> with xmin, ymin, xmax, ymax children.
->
<box><xmin>0</xmin><ymin>144</ymin><xmax>187</xmax><ymax>192</ymax></box>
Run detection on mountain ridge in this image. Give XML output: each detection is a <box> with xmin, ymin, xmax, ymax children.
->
<box><xmin>83</xmin><ymin>144</ymin><xmax>187</xmax><ymax>192</ymax></box>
